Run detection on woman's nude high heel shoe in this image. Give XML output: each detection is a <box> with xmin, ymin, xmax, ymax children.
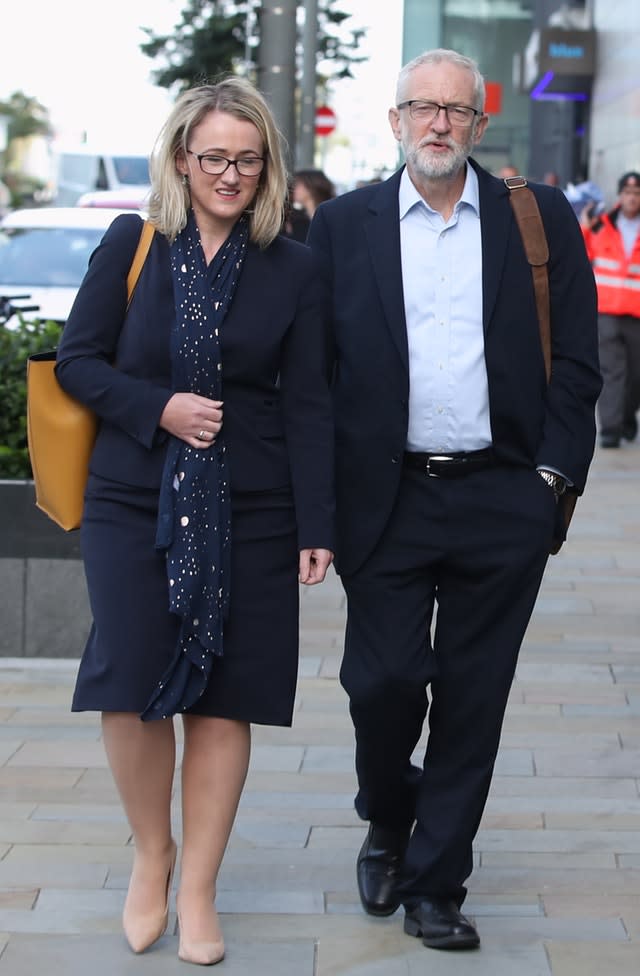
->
<box><xmin>177</xmin><ymin>906</ymin><xmax>225</xmax><ymax>966</ymax></box>
<box><xmin>123</xmin><ymin>840</ymin><xmax>177</xmax><ymax>954</ymax></box>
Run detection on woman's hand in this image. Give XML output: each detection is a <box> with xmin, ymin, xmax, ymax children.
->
<box><xmin>299</xmin><ymin>548</ymin><xmax>334</xmax><ymax>585</ymax></box>
<box><xmin>159</xmin><ymin>393</ymin><xmax>223</xmax><ymax>449</ymax></box>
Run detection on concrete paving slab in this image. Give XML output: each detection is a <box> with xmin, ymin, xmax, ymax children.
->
<box><xmin>0</xmin><ymin>934</ymin><xmax>316</xmax><ymax>975</ymax></box>
<box><xmin>0</xmin><ymin>861</ymin><xmax>108</xmax><ymax>889</ymax></box>
<box><xmin>30</xmin><ymin>803</ymin><xmax>127</xmax><ymax>822</ymax></box>
<box><xmin>316</xmin><ymin>928</ymin><xmax>552</xmax><ymax>976</ymax></box>
<box><xmin>469</xmin><ymin>865</ymin><xmax>640</xmax><ymax>896</ymax></box>
<box><xmin>0</xmin><ymin>725</ymin><xmax>100</xmax><ymax>741</ymax></box>
<box><xmin>216</xmin><ymin>889</ymin><xmax>325</xmax><ymax>914</ymax></box>
<box><xmin>229</xmin><ymin>821</ymin><xmax>310</xmax><ymax>848</ymax></box>
<box><xmin>478</xmin><ymin>827</ymin><xmax>640</xmax><ymax>854</ymax></box>
<box><xmin>515</xmin><ymin>662</ymin><xmax>615</xmax><ymax>683</ymax></box>
<box><xmin>480</xmin><ymin>852</ymin><xmax>617</xmax><ymax>869</ymax></box>
<box><xmin>248</xmin><ymin>745</ymin><xmax>304</xmax><ymax>772</ymax></box>
<box><xmin>0</xmin><ymin>820</ymin><xmax>130</xmax><ymax>845</ymax></box>
<box><xmin>534</xmin><ymin>749</ymin><xmax>640</xmax><ymax>778</ymax></box>
<box><xmin>546</xmin><ymin>941</ymin><xmax>640</xmax><ymax>976</ymax></box>
<box><xmin>6</xmin><ymin>741</ymin><xmax>107</xmax><ymax>768</ymax></box>
<box><xmin>0</xmin><ymin>445</ymin><xmax>638</xmax><ymax>973</ymax></box>
<box><xmin>477</xmin><ymin>915</ymin><xmax>627</xmax><ymax>941</ymax></box>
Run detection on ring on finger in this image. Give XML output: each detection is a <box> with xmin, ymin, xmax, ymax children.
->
<box><xmin>198</xmin><ymin>429</ymin><xmax>207</xmax><ymax>440</ymax></box>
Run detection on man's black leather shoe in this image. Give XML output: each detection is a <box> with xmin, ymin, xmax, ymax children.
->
<box><xmin>404</xmin><ymin>897</ymin><xmax>480</xmax><ymax>950</ymax></box>
<box><xmin>356</xmin><ymin>824</ymin><xmax>409</xmax><ymax>916</ymax></box>
<box><xmin>623</xmin><ymin>416</ymin><xmax>638</xmax><ymax>442</ymax></box>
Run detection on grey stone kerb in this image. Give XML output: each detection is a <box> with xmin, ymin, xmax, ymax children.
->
<box><xmin>0</xmin><ymin>481</ymin><xmax>90</xmax><ymax>657</ymax></box>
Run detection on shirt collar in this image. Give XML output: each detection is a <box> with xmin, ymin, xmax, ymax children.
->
<box><xmin>399</xmin><ymin>162</ymin><xmax>480</xmax><ymax>219</ymax></box>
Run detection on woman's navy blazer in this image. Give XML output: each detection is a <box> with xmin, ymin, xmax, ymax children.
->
<box><xmin>56</xmin><ymin>213</ymin><xmax>334</xmax><ymax>551</ymax></box>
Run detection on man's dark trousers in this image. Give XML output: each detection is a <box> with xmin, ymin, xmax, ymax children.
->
<box><xmin>339</xmin><ymin>461</ymin><xmax>555</xmax><ymax>908</ymax></box>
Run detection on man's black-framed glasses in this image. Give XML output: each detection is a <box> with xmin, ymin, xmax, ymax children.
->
<box><xmin>187</xmin><ymin>150</ymin><xmax>265</xmax><ymax>177</ymax></box>
<box><xmin>396</xmin><ymin>100</ymin><xmax>479</xmax><ymax>127</ymax></box>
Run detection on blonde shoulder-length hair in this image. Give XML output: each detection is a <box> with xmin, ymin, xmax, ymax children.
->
<box><xmin>147</xmin><ymin>76</ymin><xmax>288</xmax><ymax>248</ymax></box>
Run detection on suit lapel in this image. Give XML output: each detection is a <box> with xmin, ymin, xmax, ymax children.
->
<box><xmin>363</xmin><ymin>172</ymin><xmax>409</xmax><ymax>371</ymax></box>
<box><xmin>362</xmin><ymin>162</ymin><xmax>512</xmax><ymax>368</ymax></box>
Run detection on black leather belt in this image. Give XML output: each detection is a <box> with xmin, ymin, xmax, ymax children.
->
<box><xmin>403</xmin><ymin>448</ymin><xmax>496</xmax><ymax>478</ymax></box>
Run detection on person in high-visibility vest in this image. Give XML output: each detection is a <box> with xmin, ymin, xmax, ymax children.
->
<box><xmin>581</xmin><ymin>171</ymin><xmax>640</xmax><ymax>448</ymax></box>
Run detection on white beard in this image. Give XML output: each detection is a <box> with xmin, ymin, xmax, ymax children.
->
<box><xmin>405</xmin><ymin>131</ymin><xmax>475</xmax><ymax>181</ymax></box>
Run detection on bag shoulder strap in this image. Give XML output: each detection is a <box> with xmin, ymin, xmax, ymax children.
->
<box><xmin>505</xmin><ymin>177</ymin><xmax>551</xmax><ymax>382</ymax></box>
<box><xmin>506</xmin><ymin>178</ymin><xmax>578</xmax><ymax>555</ymax></box>
<box><xmin>126</xmin><ymin>219</ymin><xmax>155</xmax><ymax>309</ymax></box>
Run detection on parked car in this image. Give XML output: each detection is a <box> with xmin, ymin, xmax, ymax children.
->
<box><xmin>0</xmin><ymin>179</ymin><xmax>10</xmax><ymax>218</ymax></box>
<box><xmin>0</xmin><ymin>206</ymin><xmax>137</xmax><ymax>325</ymax></box>
<box><xmin>52</xmin><ymin>147</ymin><xmax>150</xmax><ymax>207</ymax></box>
<box><xmin>76</xmin><ymin>188</ymin><xmax>149</xmax><ymax>209</ymax></box>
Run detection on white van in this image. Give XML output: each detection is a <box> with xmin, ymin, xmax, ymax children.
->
<box><xmin>52</xmin><ymin>147</ymin><xmax>150</xmax><ymax>207</ymax></box>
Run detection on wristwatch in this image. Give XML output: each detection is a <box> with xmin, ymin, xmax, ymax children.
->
<box><xmin>538</xmin><ymin>469</ymin><xmax>567</xmax><ymax>497</ymax></box>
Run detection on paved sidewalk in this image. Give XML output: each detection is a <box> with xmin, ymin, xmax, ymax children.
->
<box><xmin>0</xmin><ymin>441</ymin><xmax>639</xmax><ymax>974</ymax></box>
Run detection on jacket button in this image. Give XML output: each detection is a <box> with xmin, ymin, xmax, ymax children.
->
<box><xmin>392</xmin><ymin>454</ymin><xmax>401</xmax><ymax>464</ymax></box>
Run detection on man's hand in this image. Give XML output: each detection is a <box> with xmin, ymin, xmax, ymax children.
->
<box><xmin>579</xmin><ymin>202</ymin><xmax>600</xmax><ymax>230</ymax></box>
<box><xmin>299</xmin><ymin>548</ymin><xmax>334</xmax><ymax>585</ymax></box>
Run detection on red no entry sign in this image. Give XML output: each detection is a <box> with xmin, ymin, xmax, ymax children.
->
<box><xmin>315</xmin><ymin>105</ymin><xmax>337</xmax><ymax>137</ymax></box>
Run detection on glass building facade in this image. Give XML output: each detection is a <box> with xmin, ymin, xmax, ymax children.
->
<box><xmin>589</xmin><ymin>0</ymin><xmax>640</xmax><ymax>203</ymax></box>
<box><xmin>401</xmin><ymin>0</ymin><xmax>535</xmax><ymax>176</ymax></box>
<box><xmin>400</xmin><ymin>1</ymin><xmax>612</xmax><ymax>185</ymax></box>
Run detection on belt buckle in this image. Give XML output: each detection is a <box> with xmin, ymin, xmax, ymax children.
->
<box><xmin>425</xmin><ymin>454</ymin><xmax>453</xmax><ymax>477</ymax></box>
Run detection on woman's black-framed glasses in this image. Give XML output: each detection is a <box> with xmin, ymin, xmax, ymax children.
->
<box><xmin>187</xmin><ymin>150</ymin><xmax>265</xmax><ymax>177</ymax></box>
<box><xmin>396</xmin><ymin>100</ymin><xmax>479</xmax><ymax>127</ymax></box>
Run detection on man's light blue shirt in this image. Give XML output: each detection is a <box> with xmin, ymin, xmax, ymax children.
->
<box><xmin>399</xmin><ymin>164</ymin><xmax>492</xmax><ymax>453</ymax></box>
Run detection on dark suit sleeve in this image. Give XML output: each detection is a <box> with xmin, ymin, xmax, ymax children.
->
<box><xmin>306</xmin><ymin>204</ymin><xmax>338</xmax><ymax>377</ymax></box>
<box><xmin>535</xmin><ymin>187</ymin><xmax>602</xmax><ymax>490</ymax></box>
<box><xmin>55</xmin><ymin>214</ymin><xmax>173</xmax><ymax>450</ymax></box>
<box><xmin>279</xmin><ymin>247</ymin><xmax>335</xmax><ymax>552</ymax></box>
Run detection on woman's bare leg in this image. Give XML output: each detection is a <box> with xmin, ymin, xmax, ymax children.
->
<box><xmin>101</xmin><ymin>712</ymin><xmax>176</xmax><ymax>951</ymax></box>
<box><xmin>177</xmin><ymin>714</ymin><xmax>251</xmax><ymax>963</ymax></box>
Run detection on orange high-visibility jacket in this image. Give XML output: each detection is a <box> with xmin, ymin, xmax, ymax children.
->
<box><xmin>582</xmin><ymin>210</ymin><xmax>640</xmax><ymax>317</ymax></box>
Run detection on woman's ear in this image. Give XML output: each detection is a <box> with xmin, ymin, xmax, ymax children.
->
<box><xmin>175</xmin><ymin>151</ymin><xmax>188</xmax><ymax>178</ymax></box>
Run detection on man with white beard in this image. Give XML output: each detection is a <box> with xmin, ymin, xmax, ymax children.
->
<box><xmin>307</xmin><ymin>48</ymin><xmax>601</xmax><ymax>952</ymax></box>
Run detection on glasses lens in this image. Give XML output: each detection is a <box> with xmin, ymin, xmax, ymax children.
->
<box><xmin>199</xmin><ymin>155</ymin><xmax>228</xmax><ymax>174</ymax></box>
<box><xmin>236</xmin><ymin>158</ymin><xmax>264</xmax><ymax>176</ymax></box>
<box><xmin>408</xmin><ymin>102</ymin><xmax>475</xmax><ymax>126</ymax></box>
<box><xmin>448</xmin><ymin>107</ymin><xmax>475</xmax><ymax>126</ymax></box>
<box><xmin>194</xmin><ymin>153</ymin><xmax>264</xmax><ymax>176</ymax></box>
<box><xmin>409</xmin><ymin>102</ymin><xmax>439</xmax><ymax>122</ymax></box>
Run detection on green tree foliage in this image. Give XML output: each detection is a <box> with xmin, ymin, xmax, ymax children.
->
<box><xmin>0</xmin><ymin>315</ymin><xmax>61</xmax><ymax>479</ymax></box>
<box><xmin>0</xmin><ymin>92</ymin><xmax>53</xmax><ymax>142</ymax></box>
<box><xmin>140</xmin><ymin>0</ymin><xmax>365</xmax><ymax>93</ymax></box>
<box><xmin>0</xmin><ymin>93</ymin><xmax>54</xmax><ymax>208</ymax></box>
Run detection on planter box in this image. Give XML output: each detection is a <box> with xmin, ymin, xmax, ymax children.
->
<box><xmin>0</xmin><ymin>481</ymin><xmax>90</xmax><ymax>657</ymax></box>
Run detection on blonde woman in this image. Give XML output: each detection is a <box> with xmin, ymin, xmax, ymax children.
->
<box><xmin>56</xmin><ymin>77</ymin><xmax>334</xmax><ymax>965</ymax></box>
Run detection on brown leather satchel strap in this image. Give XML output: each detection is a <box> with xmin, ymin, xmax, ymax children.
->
<box><xmin>505</xmin><ymin>178</ymin><xmax>577</xmax><ymax>554</ymax></box>
<box><xmin>126</xmin><ymin>219</ymin><xmax>155</xmax><ymax>308</ymax></box>
<box><xmin>505</xmin><ymin>177</ymin><xmax>552</xmax><ymax>382</ymax></box>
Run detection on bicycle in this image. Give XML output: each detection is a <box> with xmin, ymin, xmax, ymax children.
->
<box><xmin>0</xmin><ymin>294</ymin><xmax>40</xmax><ymax>327</ymax></box>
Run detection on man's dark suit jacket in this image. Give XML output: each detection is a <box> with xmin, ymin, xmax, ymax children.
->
<box><xmin>55</xmin><ymin>214</ymin><xmax>334</xmax><ymax>552</ymax></box>
<box><xmin>307</xmin><ymin>159</ymin><xmax>601</xmax><ymax>575</ymax></box>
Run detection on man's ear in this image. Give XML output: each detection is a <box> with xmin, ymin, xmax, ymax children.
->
<box><xmin>472</xmin><ymin>114</ymin><xmax>489</xmax><ymax>146</ymax></box>
<box><xmin>388</xmin><ymin>107</ymin><xmax>402</xmax><ymax>142</ymax></box>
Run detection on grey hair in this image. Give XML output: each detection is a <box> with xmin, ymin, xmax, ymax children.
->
<box><xmin>395</xmin><ymin>49</ymin><xmax>486</xmax><ymax>113</ymax></box>
<box><xmin>147</xmin><ymin>76</ymin><xmax>288</xmax><ymax>248</ymax></box>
